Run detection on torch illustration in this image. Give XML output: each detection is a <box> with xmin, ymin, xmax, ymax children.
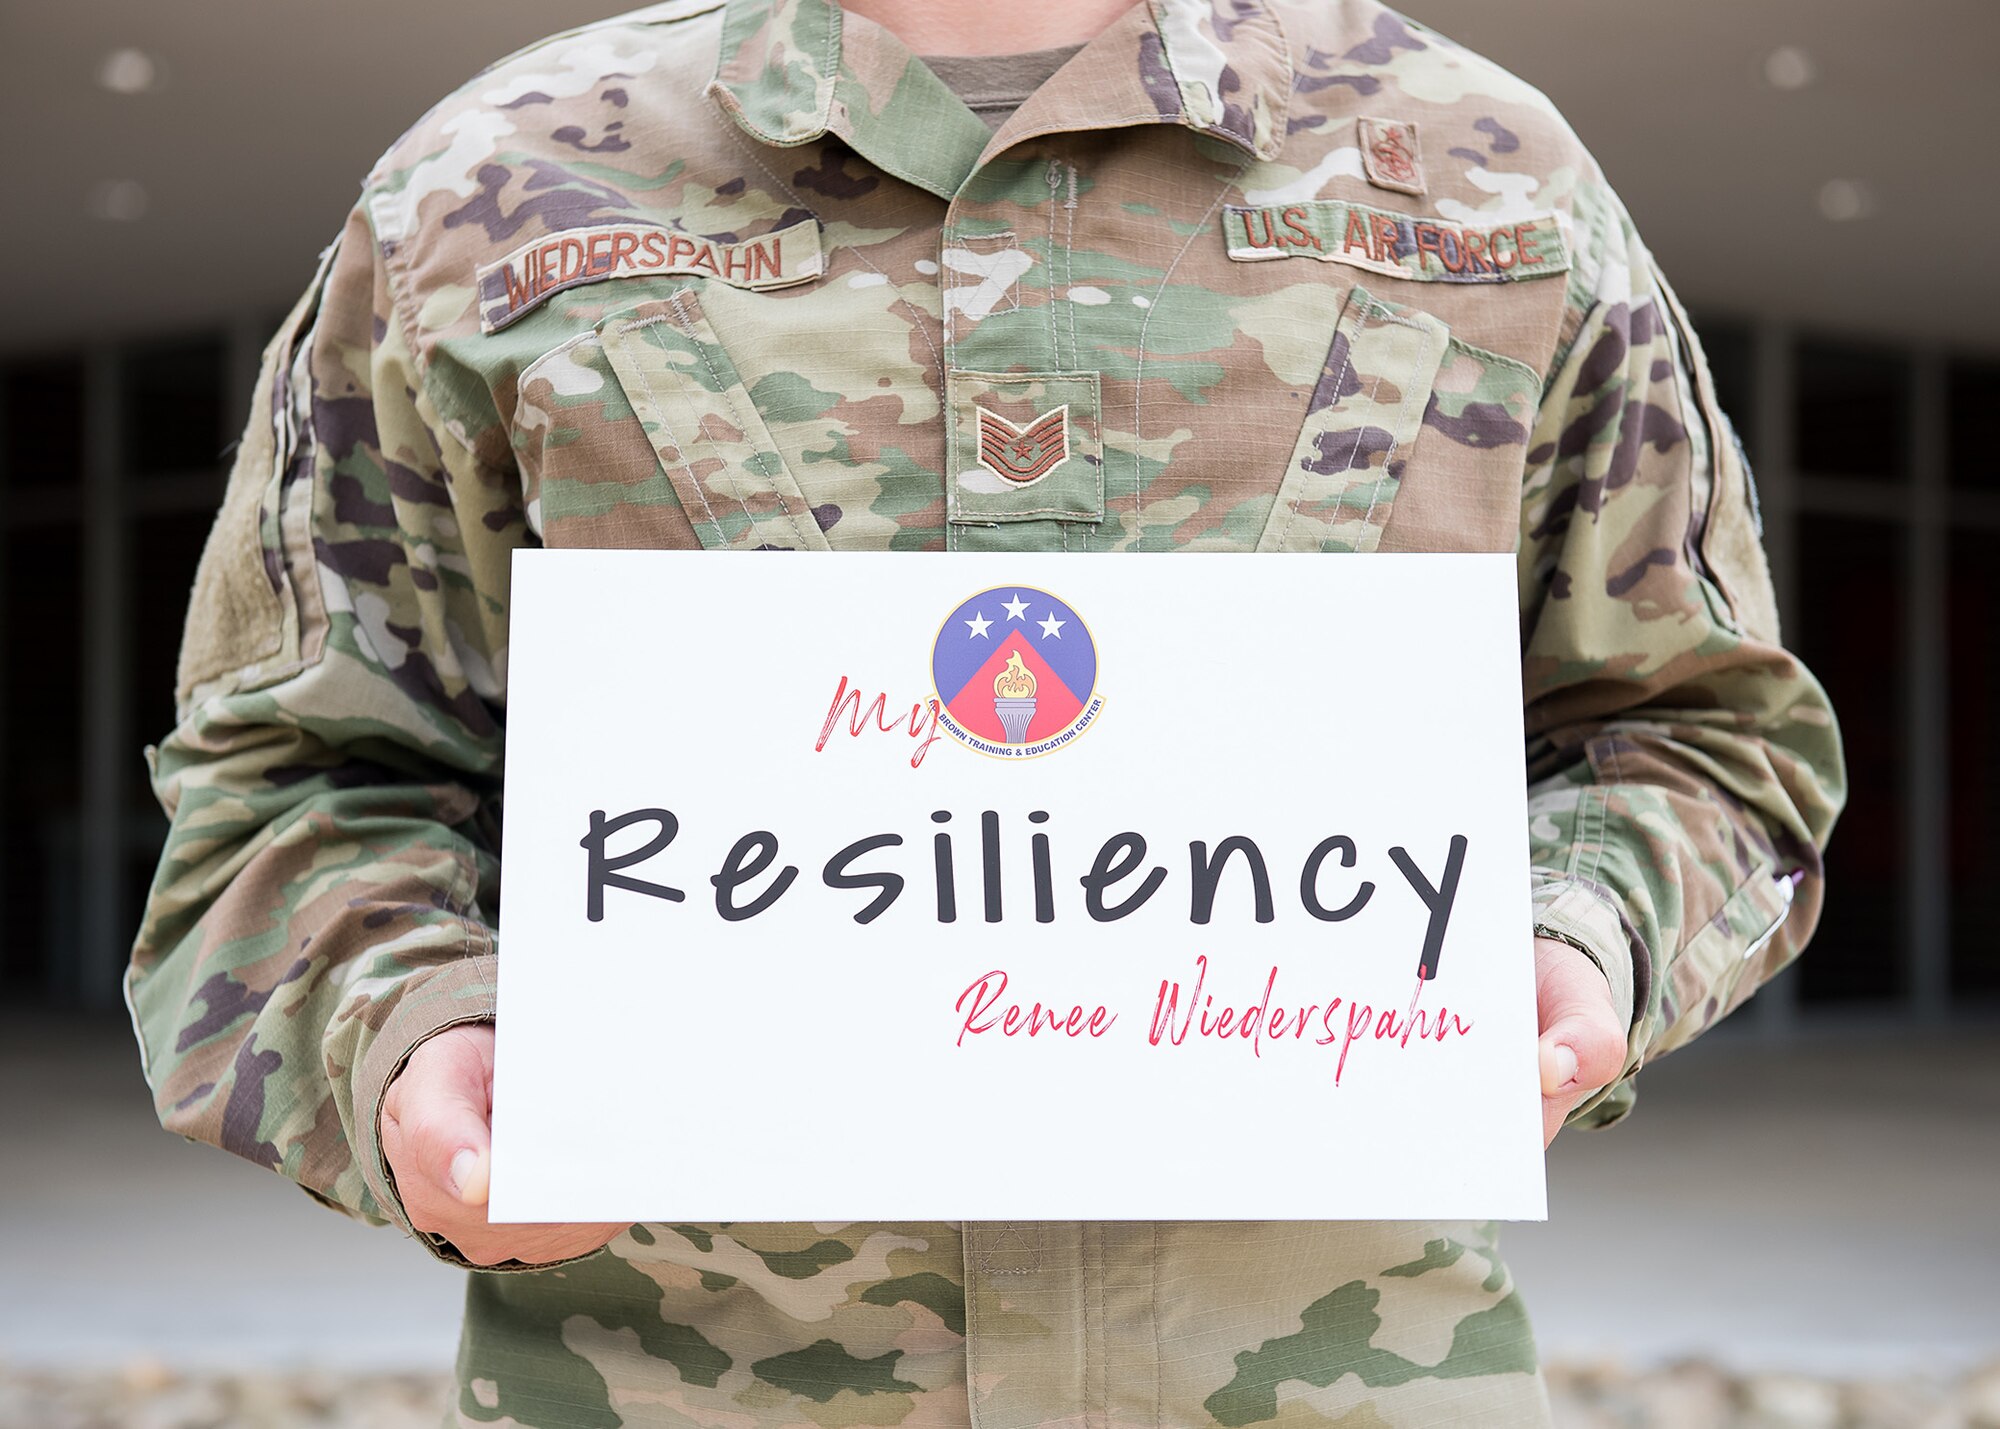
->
<box><xmin>993</xmin><ymin>650</ymin><xmax>1038</xmax><ymax>744</ymax></box>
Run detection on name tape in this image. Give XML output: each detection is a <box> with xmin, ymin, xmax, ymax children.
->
<box><xmin>476</xmin><ymin>218</ymin><xmax>823</xmax><ymax>332</ymax></box>
<box><xmin>1224</xmin><ymin>200</ymin><xmax>1570</xmax><ymax>285</ymax></box>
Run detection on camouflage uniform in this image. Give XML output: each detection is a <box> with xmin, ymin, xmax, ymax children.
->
<box><xmin>131</xmin><ymin>0</ymin><xmax>1845</xmax><ymax>1424</ymax></box>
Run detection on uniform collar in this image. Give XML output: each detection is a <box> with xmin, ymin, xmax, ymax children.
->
<box><xmin>707</xmin><ymin>0</ymin><xmax>1291</xmax><ymax>199</ymax></box>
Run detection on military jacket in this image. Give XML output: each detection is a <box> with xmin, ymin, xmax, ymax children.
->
<box><xmin>131</xmin><ymin>1</ymin><xmax>1845</xmax><ymax>1425</ymax></box>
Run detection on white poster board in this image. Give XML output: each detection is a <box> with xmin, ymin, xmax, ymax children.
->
<box><xmin>490</xmin><ymin>551</ymin><xmax>1545</xmax><ymax>1223</ymax></box>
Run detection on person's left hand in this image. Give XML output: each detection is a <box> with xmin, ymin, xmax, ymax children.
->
<box><xmin>1534</xmin><ymin>936</ymin><xmax>1627</xmax><ymax>1146</ymax></box>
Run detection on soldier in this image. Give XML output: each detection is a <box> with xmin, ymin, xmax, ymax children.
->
<box><xmin>131</xmin><ymin>0</ymin><xmax>1844</xmax><ymax>1424</ymax></box>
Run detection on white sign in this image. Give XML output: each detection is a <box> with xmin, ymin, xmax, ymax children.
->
<box><xmin>490</xmin><ymin>552</ymin><xmax>1545</xmax><ymax>1223</ymax></box>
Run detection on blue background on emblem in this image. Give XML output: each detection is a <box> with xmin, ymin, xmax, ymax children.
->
<box><xmin>933</xmin><ymin>587</ymin><xmax>1097</xmax><ymax>705</ymax></box>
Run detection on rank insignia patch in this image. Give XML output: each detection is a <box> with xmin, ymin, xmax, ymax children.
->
<box><xmin>1359</xmin><ymin>117</ymin><xmax>1425</xmax><ymax>196</ymax></box>
<box><xmin>975</xmin><ymin>405</ymin><xmax>1071</xmax><ymax>487</ymax></box>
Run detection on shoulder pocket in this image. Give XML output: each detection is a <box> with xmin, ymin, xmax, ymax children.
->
<box><xmin>175</xmin><ymin>242</ymin><xmax>338</xmax><ymax>716</ymax></box>
<box><xmin>597</xmin><ymin>290</ymin><xmax>830</xmax><ymax>552</ymax></box>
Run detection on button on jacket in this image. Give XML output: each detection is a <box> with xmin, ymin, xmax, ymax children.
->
<box><xmin>131</xmin><ymin>1</ymin><xmax>1845</xmax><ymax>1424</ymax></box>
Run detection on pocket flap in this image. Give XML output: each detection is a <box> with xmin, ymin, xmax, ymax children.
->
<box><xmin>598</xmin><ymin>290</ymin><xmax>831</xmax><ymax>552</ymax></box>
<box><xmin>1257</xmin><ymin>285</ymin><xmax>1449</xmax><ymax>553</ymax></box>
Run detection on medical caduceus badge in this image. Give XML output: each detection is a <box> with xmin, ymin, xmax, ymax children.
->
<box><xmin>931</xmin><ymin>586</ymin><xmax>1106</xmax><ymax>759</ymax></box>
<box><xmin>974</xmin><ymin>405</ymin><xmax>1070</xmax><ymax>486</ymax></box>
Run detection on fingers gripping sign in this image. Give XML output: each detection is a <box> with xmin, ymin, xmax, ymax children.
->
<box><xmin>380</xmin><ymin>1025</ymin><xmax>625</xmax><ymax>1268</ymax></box>
<box><xmin>1533</xmin><ymin>936</ymin><xmax>1629</xmax><ymax>1146</ymax></box>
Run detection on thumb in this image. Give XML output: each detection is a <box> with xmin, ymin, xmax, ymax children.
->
<box><xmin>1537</xmin><ymin>1035</ymin><xmax>1580</xmax><ymax>1095</ymax></box>
<box><xmin>1536</xmin><ymin>965</ymin><xmax>1625</xmax><ymax>1097</ymax></box>
<box><xmin>395</xmin><ymin>1031</ymin><xmax>495</xmax><ymax>1207</ymax></box>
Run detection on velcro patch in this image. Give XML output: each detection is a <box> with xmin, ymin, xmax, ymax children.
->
<box><xmin>1359</xmin><ymin>117</ymin><xmax>1425</xmax><ymax>195</ymax></box>
<box><xmin>1223</xmin><ymin>201</ymin><xmax>1570</xmax><ymax>284</ymax></box>
<box><xmin>948</xmin><ymin>370</ymin><xmax>1103</xmax><ymax>525</ymax></box>
<box><xmin>476</xmin><ymin>218</ymin><xmax>823</xmax><ymax>332</ymax></box>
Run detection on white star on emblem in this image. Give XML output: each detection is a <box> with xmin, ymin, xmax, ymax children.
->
<box><xmin>1002</xmin><ymin>593</ymin><xmax>1031</xmax><ymax>621</ymax></box>
<box><xmin>1038</xmin><ymin>613</ymin><xmax>1065</xmax><ymax>639</ymax></box>
<box><xmin>965</xmin><ymin>612</ymin><xmax>992</xmax><ymax>638</ymax></box>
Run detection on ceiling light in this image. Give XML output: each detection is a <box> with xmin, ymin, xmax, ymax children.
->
<box><xmin>1764</xmin><ymin>46</ymin><xmax>1815</xmax><ymax>91</ymax></box>
<box><xmin>87</xmin><ymin>179</ymin><xmax>149</xmax><ymax>222</ymax></box>
<box><xmin>98</xmin><ymin>48</ymin><xmax>161</xmax><ymax>95</ymax></box>
<box><xmin>1816</xmin><ymin>179</ymin><xmax>1876</xmax><ymax>223</ymax></box>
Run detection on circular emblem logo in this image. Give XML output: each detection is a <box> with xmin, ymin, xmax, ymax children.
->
<box><xmin>931</xmin><ymin>586</ymin><xmax>1104</xmax><ymax>759</ymax></box>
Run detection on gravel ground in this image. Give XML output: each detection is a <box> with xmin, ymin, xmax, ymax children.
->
<box><xmin>4</xmin><ymin>1362</ymin><xmax>1999</xmax><ymax>1429</ymax></box>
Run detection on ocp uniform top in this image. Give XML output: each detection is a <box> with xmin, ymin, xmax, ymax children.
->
<box><xmin>131</xmin><ymin>2</ymin><xmax>1845</xmax><ymax>1425</ymax></box>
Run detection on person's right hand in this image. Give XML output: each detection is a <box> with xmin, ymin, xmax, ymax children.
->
<box><xmin>380</xmin><ymin>1023</ymin><xmax>626</xmax><ymax>1267</ymax></box>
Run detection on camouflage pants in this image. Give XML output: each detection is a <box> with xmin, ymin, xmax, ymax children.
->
<box><xmin>449</xmin><ymin>1221</ymin><xmax>1551</xmax><ymax>1426</ymax></box>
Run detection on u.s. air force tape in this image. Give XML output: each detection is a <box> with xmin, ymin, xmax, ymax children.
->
<box><xmin>1223</xmin><ymin>200</ymin><xmax>1571</xmax><ymax>285</ymax></box>
<box><xmin>476</xmin><ymin>218</ymin><xmax>824</xmax><ymax>332</ymax></box>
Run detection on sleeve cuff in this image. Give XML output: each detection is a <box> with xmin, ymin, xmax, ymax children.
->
<box><xmin>1532</xmin><ymin>875</ymin><xmax>1646</xmax><ymax>1129</ymax></box>
<box><xmin>352</xmin><ymin>954</ymin><xmax>501</xmax><ymax>1265</ymax></box>
<box><xmin>351</xmin><ymin>954</ymin><xmax>619</xmax><ymax>1275</ymax></box>
<box><xmin>1532</xmin><ymin>877</ymin><xmax>1638</xmax><ymax>1032</ymax></box>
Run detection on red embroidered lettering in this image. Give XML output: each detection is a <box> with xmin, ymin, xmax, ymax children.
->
<box><xmin>639</xmin><ymin>231</ymin><xmax>667</xmax><ymax>268</ymax></box>
<box><xmin>1343</xmin><ymin>209</ymin><xmax>1374</xmax><ymax>257</ymax></box>
<box><xmin>1414</xmin><ymin>223</ymin><xmax>1442</xmax><ymax>268</ymax></box>
<box><xmin>608</xmin><ymin>231</ymin><xmax>640</xmax><ymax>269</ymax></box>
<box><xmin>501</xmin><ymin>263</ymin><xmax>534</xmax><ymax>315</ymax></box>
<box><xmin>752</xmin><ymin>237</ymin><xmax>781</xmax><ymax>280</ymax></box>
<box><xmin>691</xmin><ymin>241</ymin><xmax>721</xmax><ymax>275</ymax></box>
<box><xmin>1436</xmin><ymin>227</ymin><xmax>1466</xmax><ymax>273</ymax></box>
<box><xmin>534</xmin><ymin>242</ymin><xmax>560</xmax><ymax>296</ymax></box>
<box><xmin>558</xmin><ymin>238</ymin><xmax>586</xmax><ymax>283</ymax></box>
<box><xmin>1490</xmin><ymin>227</ymin><xmax>1518</xmax><ymax>269</ymax></box>
<box><xmin>722</xmin><ymin>242</ymin><xmax>754</xmax><ymax>280</ymax></box>
<box><xmin>665</xmin><ymin>233</ymin><xmax>696</xmax><ymax>267</ymax></box>
<box><xmin>1370</xmin><ymin>214</ymin><xmax>1400</xmax><ymax>265</ymax></box>
<box><xmin>1518</xmin><ymin>223</ymin><xmax>1547</xmax><ymax>266</ymax></box>
<box><xmin>1242</xmin><ymin>209</ymin><xmax>1280</xmax><ymax>249</ymax></box>
<box><xmin>1462</xmin><ymin>229</ymin><xmax>1492</xmax><ymax>273</ymax></box>
<box><xmin>586</xmin><ymin>232</ymin><xmax>612</xmax><ymax>276</ymax></box>
<box><xmin>1281</xmin><ymin>206</ymin><xmax>1321</xmax><ymax>251</ymax></box>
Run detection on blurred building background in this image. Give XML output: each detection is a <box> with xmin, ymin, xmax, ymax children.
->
<box><xmin>1</xmin><ymin>1</ymin><xmax>1996</xmax><ymax>1425</ymax></box>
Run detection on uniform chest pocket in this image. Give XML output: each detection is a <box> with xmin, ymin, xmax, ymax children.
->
<box><xmin>1256</xmin><ymin>284</ymin><xmax>1541</xmax><ymax>553</ymax></box>
<box><xmin>598</xmin><ymin>291</ymin><xmax>831</xmax><ymax>551</ymax></box>
<box><xmin>512</xmin><ymin>290</ymin><xmax>831</xmax><ymax>551</ymax></box>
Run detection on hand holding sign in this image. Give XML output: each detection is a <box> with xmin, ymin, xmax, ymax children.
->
<box><xmin>1533</xmin><ymin>936</ymin><xmax>1627</xmax><ymax>1145</ymax></box>
<box><xmin>382</xmin><ymin>1025</ymin><xmax>624</xmax><ymax>1265</ymax></box>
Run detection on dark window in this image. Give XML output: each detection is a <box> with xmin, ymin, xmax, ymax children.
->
<box><xmin>1947</xmin><ymin>357</ymin><xmax>2000</xmax><ymax>494</ymax></box>
<box><xmin>124</xmin><ymin>511</ymin><xmax>217</xmax><ymax>936</ymax></box>
<box><xmin>129</xmin><ymin>509</ymin><xmax>216</xmax><ymax>785</ymax></box>
<box><xmin>128</xmin><ymin>512</ymin><xmax>214</xmax><ymax>751</ymax></box>
<box><xmin>1948</xmin><ymin>529</ymin><xmax>2000</xmax><ymax>999</ymax></box>
<box><xmin>122</xmin><ymin>337</ymin><xmax>229</xmax><ymax>478</ymax></box>
<box><xmin>0</xmin><ymin>525</ymin><xmax>84</xmax><ymax>1000</ymax></box>
<box><xmin>1692</xmin><ymin>316</ymin><xmax>1755</xmax><ymax>459</ymax></box>
<box><xmin>2</xmin><ymin>357</ymin><xmax>86</xmax><ymax>489</ymax></box>
<box><xmin>1795</xmin><ymin>514</ymin><xmax>1907</xmax><ymax>1003</ymax></box>
<box><xmin>1794</xmin><ymin>340</ymin><xmax>1910</xmax><ymax>483</ymax></box>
